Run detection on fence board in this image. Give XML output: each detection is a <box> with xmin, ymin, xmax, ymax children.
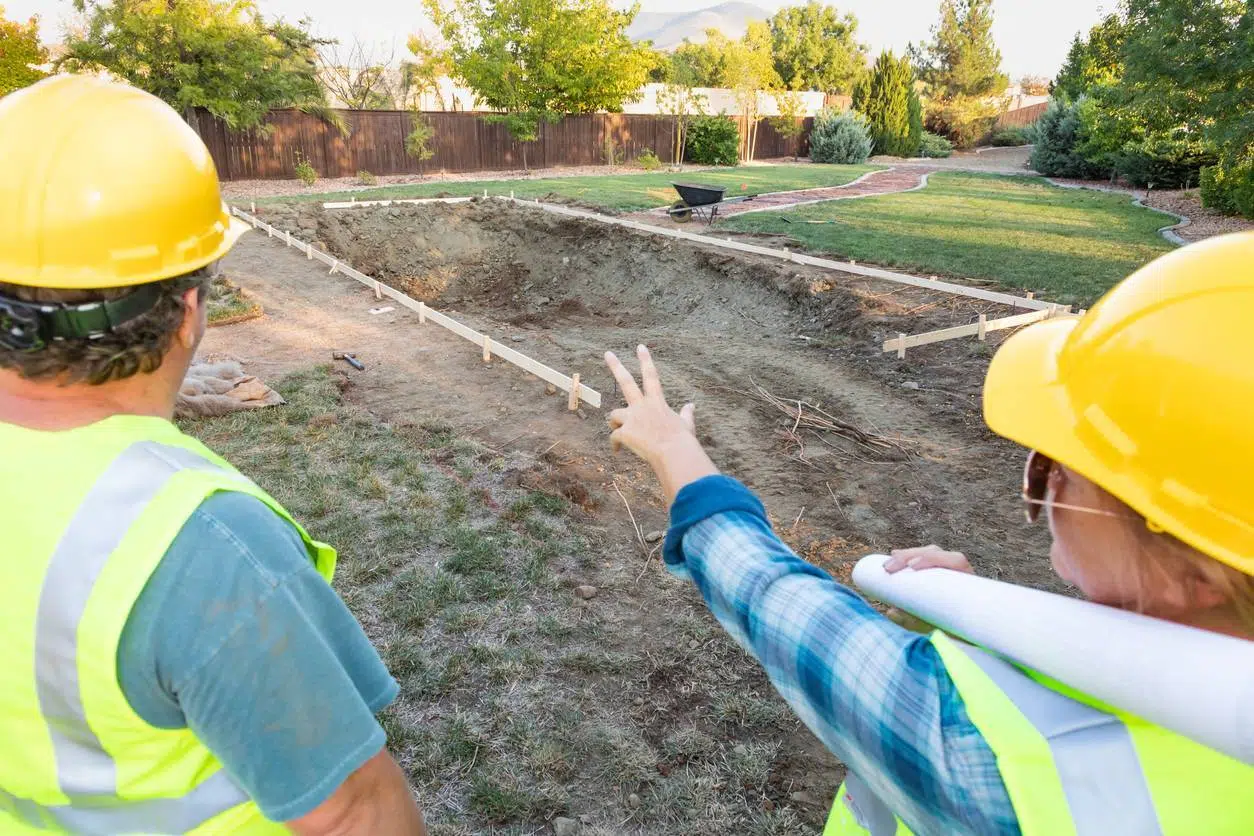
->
<box><xmin>200</xmin><ymin>108</ymin><xmax>821</xmax><ymax>180</ymax></box>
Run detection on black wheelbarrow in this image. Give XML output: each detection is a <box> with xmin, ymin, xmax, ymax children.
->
<box><xmin>667</xmin><ymin>182</ymin><xmax>757</xmax><ymax>224</ymax></box>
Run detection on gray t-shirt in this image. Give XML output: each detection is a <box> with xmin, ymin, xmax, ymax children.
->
<box><xmin>116</xmin><ymin>491</ymin><xmax>399</xmax><ymax>822</ymax></box>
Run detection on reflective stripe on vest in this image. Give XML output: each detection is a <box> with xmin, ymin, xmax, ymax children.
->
<box><xmin>825</xmin><ymin>640</ymin><xmax>1162</xmax><ymax>836</ymax></box>
<box><xmin>14</xmin><ymin>441</ymin><xmax>251</xmax><ymax>831</ymax></box>
<box><xmin>950</xmin><ymin>642</ymin><xmax>1162</xmax><ymax>836</ymax></box>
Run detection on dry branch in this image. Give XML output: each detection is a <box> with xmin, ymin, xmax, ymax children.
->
<box><xmin>743</xmin><ymin>382</ymin><xmax>916</xmax><ymax>461</ymax></box>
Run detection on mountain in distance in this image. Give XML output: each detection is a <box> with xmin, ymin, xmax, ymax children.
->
<box><xmin>628</xmin><ymin>2</ymin><xmax>771</xmax><ymax>50</ymax></box>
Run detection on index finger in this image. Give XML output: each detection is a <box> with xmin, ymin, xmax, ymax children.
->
<box><xmin>637</xmin><ymin>344</ymin><xmax>664</xmax><ymax>400</ymax></box>
<box><xmin>604</xmin><ymin>351</ymin><xmax>643</xmax><ymax>404</ymax></box>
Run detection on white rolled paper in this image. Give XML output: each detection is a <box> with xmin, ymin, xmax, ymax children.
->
<box><xmin>852</xmin><ymin>554</ymin><xmax>1254</xmax><ymax>765</ymax></box>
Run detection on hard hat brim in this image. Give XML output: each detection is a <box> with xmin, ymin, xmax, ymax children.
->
<box><xmin>983</xmin><ymin>317</ymin><xmax>1093</xmax><ymax>473</ymax></box>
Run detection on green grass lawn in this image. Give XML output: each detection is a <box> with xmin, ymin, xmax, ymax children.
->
<box><xmin>722</xmin><ymin>171</ymin><xmax>1176</xmax><ymax>305</ymax></box>
<box><xmin>261</xmin><ymin>163</ymin><xmax>881</xmax><ymax>213</ymax></box>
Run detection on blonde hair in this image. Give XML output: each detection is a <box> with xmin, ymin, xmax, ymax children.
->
<box><xmin>1108</xmin><ymin>492</ymin><xmax>1254</xmax><ymax>633</ymax></box>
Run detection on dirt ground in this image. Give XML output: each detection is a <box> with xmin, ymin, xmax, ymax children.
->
<box><xmin>205</xmin><ymin>199</ymin><xmax>1057</xmax><ymax>832</ymax></box>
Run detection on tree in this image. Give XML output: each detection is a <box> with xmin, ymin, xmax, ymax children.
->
<box><xmin>853</xmin><ymin>50</ymin><xmax>921</xmax><ymax>156</ymax></box>
<box><xmin>58</xmin><ymin>0</ymin><xmax>334</xmax><ymax>131</ymax></box>
<box><xmin>658</xmin><ymin>83</ymin><xmax>707</xmax><ymax>165</ymax></box>
<box><xmin>1051</xmin><ymin>13</ymin><xmax>1127</xmax><ymax>100</ymax></box>
<box><xmin>914</xmin><ymin>0</ymin><xmax>1009</xmax><ymax>148</ymax></box>
<box><xmin>399</xmin><ymin>33</ymin><xmax>454</xmax><ymax>110</ymax></box>
<box><xmin>670</xmin><ymin>32</ymin><xmax>728</xmax><ymax>87</ymax></box>
<box><xmin>1018</xmin><ymin>75</ymin><xmax>1050</xmax><ymax>96</ymax></box>
<box><xmin>425</xmin><ymin>0</ymin><xmax>653</xmax><ymax>165</ymax></box>
<box><xmin>318</xmin><ymin>38</ymin><xmax>397</xmax><ymax>109</ymax></box>
<box><xmin>721</xmin><ymin>21</ymin><xmax>781</xmax><ymax>161</ymax></box>
<box><xmin>0</xmin><ymin>7</ymin><xmax>47</xmax><ymax>97</ymax></box>
<box><xmin>768</xmin><ymin>1</ymin><xmax>866</xmax><ymax>95</ymax></box>
<box><xmin>768</xmin><ymin>89</ymin><xmax>807</xmax><ymax>160</ymax></box>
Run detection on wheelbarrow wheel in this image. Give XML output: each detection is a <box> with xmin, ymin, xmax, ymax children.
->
<box><xmin>669</xmin><ymin>200</ymin><xmax>693</xmax><ymax>224</ymax></box>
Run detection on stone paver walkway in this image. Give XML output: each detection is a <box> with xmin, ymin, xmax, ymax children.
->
<box><xmin>648</xmin><ymin>166</ymin><xmax>939</xmax><ymax>222</ymax></box>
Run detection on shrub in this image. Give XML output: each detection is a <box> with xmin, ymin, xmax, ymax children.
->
<box><xmin>1201</xmin><ymin>154</ymin><xmax>1254</xmax><ymax>219</ymax></box>
<box><xmin>684</xmin><ymin>115</ymin><xmax>740</xmax><ymax>166</ymax></box>
<box><xmin>907</xmin><ymin>93</ymin><xmax>923</xmax><ymax>157</ymax></box>
<box><xmin>636</xmin><ymin>148</ymin><xmax>661</xmax><ymax>171</ymax></box>
<box><xmin>293</xmin><ymin>151</ymin><xmax>317</xmax><ymax>186</ymax></box>
<box><xmin>1113</xmin><ymin>132</ymin><xmax>1216</xmax><ymax>189</ymax></box>
<box><xmin>809</xmin><ymin>109</ymin><xmax>873</xmax><ymax>165</ymax></box>
<box><xmin>988</xmin><ymin>127</ymin><xmax>1031</xmax><ymax>146</ymax></box>
<box><xmin>918</xmin><ymin>131</ymin><xmax>953</xmax><ymax>158</ymax></box>
<box><xmin>356</xmin><ymin>170</ymin><xmax>377</xmax><ymax>186</ymax></box>
<box><xmin>1029</xmin><ymin>98</ymin><xmax>1104</xmax><ymax>178</ymax></box>
<box><xmin>406</xmin><ymin>114</ymin><xmax>435</xmax><ymax>161</ymax></box>
<box><xmin>602</xmin><ymin>135</ymin><xmax>624</xmax><ymax>167</ymax></box>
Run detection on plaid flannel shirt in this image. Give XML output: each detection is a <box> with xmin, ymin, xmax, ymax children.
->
<box><xmin>663</xmin><ymin>475</ymin><xmax>1021</xmax><ymax>835</ymax></box>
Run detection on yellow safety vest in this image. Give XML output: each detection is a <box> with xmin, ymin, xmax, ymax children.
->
<box><xmin>0</xmin><ymin>414</ymin><xmax>337</xmax><ymax>834</ymax></box>
<box><xmin>823</xmin><ymin>631</ymin><xmax>1254</xmax><ymax>835</ymax></box>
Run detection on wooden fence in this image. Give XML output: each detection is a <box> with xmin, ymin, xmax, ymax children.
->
<box><xmin>994</xmin><ymin>102</ymin><xmax>1049</xmax><ymax>130</ymax></box>
<box><xmin>198</xmin><ymin>109</ymin><xmax>815</xmax><ymax>180</ymax></box>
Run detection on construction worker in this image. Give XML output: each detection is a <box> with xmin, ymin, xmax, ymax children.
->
<box><xmin>0</xmin><ymin>76</ymin><xmax>426</xmax><ymax>833</ymax></box>
<box><xmin>605</xmin><ymin>231</ymin><xmax>1254</xmax><ymax>834</ymax></box>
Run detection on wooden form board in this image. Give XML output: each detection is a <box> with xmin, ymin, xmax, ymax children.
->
<box><xmin>495</xmin><ymin>197</ymin><xmax>1058</xmax><ymax>312</ymax></box>
<box><xmin>882</xmin><ymin>306</ymin><xmax>1067</xmax><ymax>356</ymax></box>
<box><xmin>231</xmin><ymin>207</ymin><xmax>602</xmax><ymax>409</ymax></box>
<box><xmin>322</xmin><ymin>196</ymin><xmax>476</xmax><ymax>209</ymax></box>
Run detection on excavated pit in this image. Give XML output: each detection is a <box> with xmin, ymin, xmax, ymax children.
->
<box><xmin>252</xmin><ymin>198</ymin><xmax>1058</xmax><ymax>593</ymax></box>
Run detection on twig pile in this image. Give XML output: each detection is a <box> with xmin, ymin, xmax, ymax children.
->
<box><xmin>746</xmin><ymin>382</ymin><xmax>916</xmax><ymax>462</ymax></box>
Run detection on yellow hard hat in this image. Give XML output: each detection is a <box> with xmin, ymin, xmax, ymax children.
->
<box><xmin>0</xmin><ymin>74</ymin><xmax>245</xmax><ymax>290</ymax></box>
<box><xmin>984</xmin><ymin>231</ymin><xmax>1254</xmax><ymax>576</ymax></box>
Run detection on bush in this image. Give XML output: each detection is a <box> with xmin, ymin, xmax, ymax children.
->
<box><xmin>684</xmin><ymin>115</ymin><xmax>740</xmax><ymax>166</ymax></box>
<box><xmin>406</xmin><ymin>114</ymin><xmax>435</xmax><ymax>161</ymax></box>
<box><xmin>809</xmin><ymin>109</ymin><xmax>873</xmax><ymax>165</ymax></box>
<box><xmin>918</xmin><ymin>131</ymin><xmax>954</xmax><ymax>158</ymax></box>
<box><xmin>1201</xmin><ymin>155</ymin><xmax>1254</xmax><ymax>219</ymax></box>
<box><xmin>988</xmin><ymin>127</ymin><xmax>1031</xmax><ymax>146</ymax></box>
<box><xmin>1114</xmin><ymin>132</ymin><xmax>1216</xmax><ymax>189</ymax></box>
<box><xmin>356</xmin><ymin>170</ymin><xmax>377</xmax><ymax>186</ymax></box>
<box><xmin>1029</xmin><ymin>98</ymin><xmax>1105</xmax><ymax>178</ymax></box>
<box><xmin>293</xmin><ymin>151</ymin><xmax>317</xmax><ymax>186</ymax></box>
<box><xmin>637</xmin><ymin>148</ymin><xmax>661</xmax><ymax>171</ymax></box>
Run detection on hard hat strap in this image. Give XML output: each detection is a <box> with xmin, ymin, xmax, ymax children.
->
<box><xmin>0</xmin><ymin>283</ymin><xmax>166</xmax><ymax>352</ymax></box>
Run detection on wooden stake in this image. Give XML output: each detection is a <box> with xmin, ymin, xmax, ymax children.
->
<box><xmin>977</xmin><ymin>313</ymin><xmax>987</xmax><ymax>341</ymax></box>
<box><xmin>285</xmin><ymin>231</ymin><xmax>292</xmax><ymax>247</ymax></box>
<box><xmin>306</xmin><ymin>245</ymin><xmax>312</xmax><ymax>260</ymax></box>
<box><xmin>418</xmin><ymin>302</ymin><xmax>427</xmax><ymax>324</ymax></box>
<box><xmin>569</xmin><ymin>374</ymin><xmax>580</xmax><ymax>411</ymax></box>
<box><xmin>373</xmin><ymin>281</ymin><xmax>383</xmax><ymax>300</ymax></box>
<box><xmin>1026</xmin><ymin>291</ymin><xmax>1035</xmax><ymax>300</ymax></box>
<box><xmin>1078</xmin><ymin>308</ymin><xmax>1088</xmax><ymax>316</ymax></box>
<box><xmin>329</xmin><ymin>261</ymin><xmax>339</xmax><ymax>275</ymax></box>
<box><xmin>897</xmin><ymin>333</ymin><xmax>906</xmax><ymax>359</ymax></box>
<box><xmin>482</xmin><ymin>334</ymin><xmax>492</xmax><ymax>363</ymax></box>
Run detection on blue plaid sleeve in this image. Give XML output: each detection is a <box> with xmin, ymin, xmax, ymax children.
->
<box><xmin>666</xmin><ymin>475</ymin><xmax>1020</xmax><ymax>836</ymax></box>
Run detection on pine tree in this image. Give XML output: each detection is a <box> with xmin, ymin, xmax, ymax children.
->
<box><xmin>853</xmin><ymin>50</ymin><xmax>921</xmax><ymax>156</ymax></box>
<box><xmin>915</xmin><ymin>0</ymin><xmax>1009</xmax><ymax>148</ymax></box>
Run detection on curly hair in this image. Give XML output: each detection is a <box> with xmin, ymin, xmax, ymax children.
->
<box><xmin>0</xmin><ymin>270</ymin><xmax>208</xmax><ymax>386</ymax></box>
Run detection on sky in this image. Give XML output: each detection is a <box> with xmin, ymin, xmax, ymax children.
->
<box><xmin>12</xmin><ymin>0</ymin><xmax>1110</xmax><ymax>80</ymax></box>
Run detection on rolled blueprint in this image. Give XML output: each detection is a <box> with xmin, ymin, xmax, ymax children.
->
<box><xmin>852</xmin><ymin>554</ymin><xmax>1254</xmax><ymax>765</ymax></box>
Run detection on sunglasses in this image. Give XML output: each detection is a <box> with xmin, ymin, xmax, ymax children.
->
<box><xmin>1021</xmin><ymin>451</ymin><xmax>1129</xmax><ymax>524</ymax></box>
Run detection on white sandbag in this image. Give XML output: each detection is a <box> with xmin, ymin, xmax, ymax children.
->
<box><xmin>852</xmin><ymin>554</ymin><xmax>1254</xmax><ymax>765</ymax></box>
